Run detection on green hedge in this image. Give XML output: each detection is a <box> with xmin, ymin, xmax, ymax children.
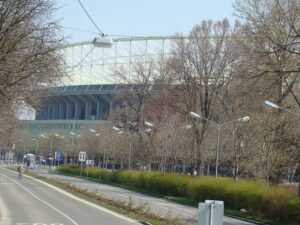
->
<box><xmin>56</xmin><ymin>166</ymin><xmax>299</xmax><ymax>224</ymax></box>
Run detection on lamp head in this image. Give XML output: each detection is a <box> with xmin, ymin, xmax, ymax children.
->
<box><xmin>144</xmin><ymin>121</ymin><xmax>154</xmax><ymax>127</ymax></box>
<box><xmin>113</xmin><ymin>126</ymin><xmax>120</xmax><ymax>131</ymax></box>
<box><xmin>238</xmin><ymin>116</ymin><xmax>250</xmax><ymax>122</ymax></box>
<box><xmin>144</xmin><ymin>128</ymin><xmax>152</xmax><ymax>133</ymax></box>
<box><xmin>185</xmin><ymin>124</ymin><xmax>192</xmax><ymax>129</ymax></box>
<box><xmin>264</xmin><ymin>100</ymin><xmax>279</xmax><ymax>109</ymax></box>
<box><xmin>188</xmin><ymin>111</ymin><xmax>201</xmax><ymax>119</ymax></box>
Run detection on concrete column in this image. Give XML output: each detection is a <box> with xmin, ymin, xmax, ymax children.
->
<box><xmin>58</xmin><ymin>103</ymin><xmax>62</xmax><ymax>119</ymax></box>
<box><xmin>66</xmin><ymin>102</ymin><xmax>75</xmax><ymax>119</ymax></box>
<box><xmin>53</xmin><ymin>104</ymin><xmax>59</xmax><ymax>120</ymax></box>
<box><xmin>41</xmin><ymin>105</ymin><xmax>47</xmax><ymax>120</ymax></box>
<box><xmin>36</xmin><ymin>105</ymin><xmax>45</xmax><ymax>120</ymax></box>
<box><xmin>66</xmin><ymin>103</ymin><xmax>70</xmax><ymax>119</ymax></box>
<box><xmin>85</xmin><ymin>102</ymin><xmax>91</xmax><ymax>120</ymax></box>
<box><xmin>47</xmin><ymin>104</ymin><xmax>51</xmax><ymax>120</ymax></box>
<box><xmin>97</xmin><ymin>102</ymin><xmax>104</xmax><ymax>120</ymax></box>
<box><xmin>96</xmin><ymin>102</ymin><xmax>100</xmax><ymax>119</ymax></box>
<box><xmin>75</xmin><ymin>102</ymin><xmax>79</xmax><ymax>120</ymax></box>
<box><xmin>109</xmin><ymin>101</ymin><xmax>113</xmax><ymax>119</ymax></box>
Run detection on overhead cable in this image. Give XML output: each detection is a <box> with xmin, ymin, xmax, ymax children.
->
<box><xmin>77</xmin><ymin>0</ymin><xmax>106</xmax><ymax>36</ymax></box>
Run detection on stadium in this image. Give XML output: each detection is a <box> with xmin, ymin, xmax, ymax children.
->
<box><xmin>19</xmin><ymin>36</ymin><xmax>180</xmax><ymax>137</ymax></box>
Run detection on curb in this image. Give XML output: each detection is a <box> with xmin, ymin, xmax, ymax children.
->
<box><xmin>225</xmin><ymin>214</ymin><xmax>270</xmax><ymax>225</ymax></box>
<box><xmin>138</xmin><ymin>222</ymin><xmax>152</xmax><ymax>225</ymax></box>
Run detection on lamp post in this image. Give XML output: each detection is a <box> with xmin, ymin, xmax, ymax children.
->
<box><xmin>19</xmin><ymin>139</ymin><xmax>25</xmax><ymax>165</ymax></box>
<box><xmin>70</xmin><ymin>131</ymin><xmax>81</xmax><ymax>165</ymax></box>
<box><xmin>189</xmin><ymin>112</ymin><xmax>250</xmax><ymax>178</ymax></box>
<box><xmin>88</xmin><ymin>128</ymin><xmax>100</xmax><ymax>167</ymax></box>
<box><xmin>144</xmin><ymin>121</ymin><xmax>167</xmax><ymax>173</ymax></box>
<box><xmin>40</xmin><ymin>134</ymin><xmax>52</xmax><ymax>172</ymax></box>
<box><xmin>31</xmin><ymin>138</ymin><xmax>37</xmax><ymax>167</ymax></box>
<box><xmin>265</xmin><ymin>100</ymin><xmax>300</xmax><ymax>197</ymax></box>
<box><xmin>54</xmin><ymin>133</ymin><xmax>64</xmax><ymax>167</ymax></box>
<box><xmin>113</xmin><ymin>126</ymin><xmax>132</xmax><ymax>169</ymax></box>
<box><xmin>144</xmin><ymin>121</ymin><xmax>192</xmax><ymax>174</ymax></box>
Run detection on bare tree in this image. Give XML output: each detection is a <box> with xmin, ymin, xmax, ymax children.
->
<box><xmin>0</xmin><ymin>0</ymin><xmax>64</xmax><ymax>142</ymax></box>
<box><xmin>232</xmin><ymin>0</ymin><xmax>300</xmax><ymax>182</ymax></box>
<box><xmin>167</xmin><ymin>19</ymin><xmax>237</xmax><ymax>175</ymax></box>
<box><xmin>234</xmin><ymin>0</ymin><xmax>300</xmax><ymax>106</ymax></box>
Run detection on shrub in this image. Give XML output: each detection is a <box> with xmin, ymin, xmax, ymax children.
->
<box><xmin>56</xmin><ymin>165</ymin><xmax>299</xmax><ymax>224</ymax></box>
<box><xmin>283</xmin><ymin>198</ymin><xmax>300</xmax><ymax>223</ymax></box>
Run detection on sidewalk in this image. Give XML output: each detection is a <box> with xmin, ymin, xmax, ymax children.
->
<box><xmin>29</xmin><ymin>167</ymin><xmax>260</xmax><ymax>225</ymax></box>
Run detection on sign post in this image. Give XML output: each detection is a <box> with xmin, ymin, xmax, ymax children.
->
<box><xmin>78</xmin><ymin>151</ymin><xmax>86</xmax><ymax>176</ymax></box>
<box><xmin>55</xmin><ymin>151</ymin><xmax>63</xmax><ymax>167</ymax></box>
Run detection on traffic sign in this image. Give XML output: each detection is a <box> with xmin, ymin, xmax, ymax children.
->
<box><xmin>79</xmin><ymin>151</ymin><xmax>86</xmax><ymax>162</ymax></box>
<box><xmin>86</xmin><ymin>160</ymin><xmax>94</xmax><ymax>165</ymax></box>
<box><xmin>55</xmin><ymin>151</ymin><xmax>63</xmax><ymax>161</ymax></box>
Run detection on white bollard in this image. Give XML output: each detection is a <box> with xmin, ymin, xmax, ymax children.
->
<box><xmin>198</xmin><ymin>200</ymin><xmax>224</xmax><ymax>225</ymax></box>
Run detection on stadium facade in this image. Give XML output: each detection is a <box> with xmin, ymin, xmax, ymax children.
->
<box><xmin>19</xmin><ymin>36</ymin><xmax>182</xmax><ymax>137</ymax></box>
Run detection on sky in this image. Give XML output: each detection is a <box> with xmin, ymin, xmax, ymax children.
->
<box><xmin>55</xmin><ymin>0</ymin><xmax>236</xmax><ymax>43</ymax></box>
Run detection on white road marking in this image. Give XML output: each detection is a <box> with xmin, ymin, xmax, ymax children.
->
<box><xmin>0</xmin><ymin>190</ymin><xmax>10</xmax><ymax>225</ymax></box>
<box><xmin>16</xmin><ymin>223</ymin><xmax>64</xmax><ymax>225</ymax></box>
<box><xmin>155</xmin><ymin>203</ymin><xmax>176</xmax><ymax>206</ymax></box>
<box><xmin>0</xmin><ymin>182</ymin><xmax>14</xmax><ymax>185</ymax></box>
<box><xmin>2</xmin><ymin>168</ymin><xmax>137</xmax><ymax>223</ymax></box>
<box><xmin>1</xmin><ymin>172</ymin><xmax>78</xmax><ymax>225</ymax></box>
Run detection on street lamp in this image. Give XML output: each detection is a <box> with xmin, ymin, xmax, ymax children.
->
<box><xmin>144</xmin><ymin>121</ymin><xmax>168</xmax><ymax>173</ymax></box>
<box><xmin>265</xmin><ymin>100</ymin><xmax>300</xmax><ymax>117</ymax></box>
<box><xmin>264</xmin><ymin>100</ymin><xmax>300</xmax><ymax>197</ymax></box>
<box><xmin>144</xmin><ymin>121</ymin><xmax>154</xmax><ymax>127</ymax></box>
<box><xmin>70</xmin><ymin>131</ymin><xmax>81</xmax><ymax>165</ymax></box>
<box><xmin>40</xmin><ymin>134</ymin><xmax>53</xmax><ymax>171</ymax></box>
<box><xmin>89</xmin><ymin>128</ymin><xmax>97</xmax><ymax>133</ymax></box>
<box><xmin>113</xmin><ymin>126</ymin><xmax>125</xmax><ymax>135</ymax></box>
<box><xmin>19</xmin><ymin>138</ymin><xmax>26</xmax><ymax>164</ymax></box>
<box><xmin>113</xmin><ymin>126</ymin><xmax>132</xmax><ymax>169</ymax></box>
<box><xmin>31</xmin><ymin>138</ymin><xmax>37</xmax><ymax>167</ymax></box>
<box><xmin>54</xmin><ymin>133</ymin><xmax>64</xmax><ymax>167</ymax></box>
<box><xmin>70</xmin><ymin>131</ymin><xmax>77</xmax><ymax>136</ymax></box>
<box><xmin>144</xmin><ymin>121</ymin><xmax>192</xmax><ymax>174</ymax></box>
<box><xmin>189</xmin><ymin>111</ymin><xmax>250</xmax><ymax>178</ymax></box>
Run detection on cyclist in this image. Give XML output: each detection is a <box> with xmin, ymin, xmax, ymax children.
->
<box><xmin>17</xmin><ymin>164</ymin><xmax>23</xmax><ymax>180</ymax></box>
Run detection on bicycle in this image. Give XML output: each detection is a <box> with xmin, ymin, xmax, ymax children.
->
<box><xmin>17</xmin><ymin>165</ymin><xmax>23</xmax><ymax>180</ymax></box>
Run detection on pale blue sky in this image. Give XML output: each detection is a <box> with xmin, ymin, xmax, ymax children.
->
<box><xmin>55</xmin><ymin>0</ymin><xmax>236</xmax><ymax>43</ymax></box>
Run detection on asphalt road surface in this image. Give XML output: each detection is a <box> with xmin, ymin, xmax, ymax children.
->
<box><xmin>29</xmin><ymin>168</ymin><xmax>258</xmax><ymax>225</ymax></box>
<box><xmin>0</xmin><ymin>168</ymin><xmax>141</xmax><ymax>225</ymax></box>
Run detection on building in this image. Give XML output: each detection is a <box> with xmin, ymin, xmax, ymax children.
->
<box><xmin>19</xmin><ymin>36</ymin><xmax>182</xmax><ymax>137</ymax></box>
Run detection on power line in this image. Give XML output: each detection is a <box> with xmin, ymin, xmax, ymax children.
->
<box><xmin>63</xmin><ymin>25</ymin><xmax>148</xmax><ymax>39</ymax></box>
<box><xmin>77</xmin><ymin>0</ymin><xmax>106</xmax><ymax>37</ymax></box>
<box><xmin>62</xmin><ymin>26</ymin><xmax>99</xmax><ymax>35</ymax></box>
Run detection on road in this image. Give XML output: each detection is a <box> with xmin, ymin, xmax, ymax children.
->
<box><xmin>0</xmin><ymin>168</ymin><xmax>141</xmax><ymax>225</ymax></box>
<box><xmin>28</xmin><ymin>167</ymin><xmax>258</xmax><ymax>225</ymax></box>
